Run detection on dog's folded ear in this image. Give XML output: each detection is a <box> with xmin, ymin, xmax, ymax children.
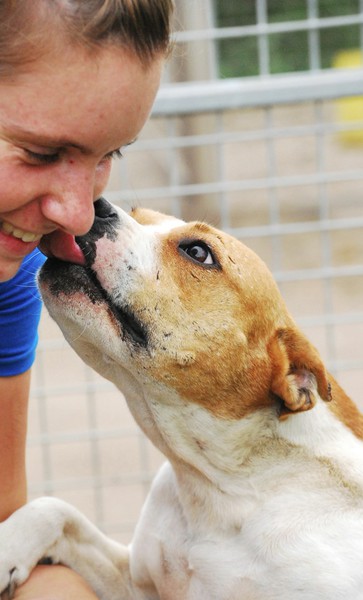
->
<box><xmin>268</xmin><ymin>327</ymin><xmax>332</xmax><ymax>420</ymax></box>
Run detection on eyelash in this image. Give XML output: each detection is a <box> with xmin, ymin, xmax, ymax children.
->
<box><xmin>104</xmin><ymin>148</ymin><xmax>123</xmax><ymax>161</ymax></box>
<box><xmin>24</xmin><ymin>148</ymin><xmax>124</xmax><ymax>165</ymax></box>
<box><xmin>24</xmin><ymin>149</ymin><xmax>60</xmax><ymax>165</ymax></box>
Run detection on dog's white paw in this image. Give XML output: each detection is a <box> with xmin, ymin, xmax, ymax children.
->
<box><xmin>0</xmin><ymin>553</ymin><xmax>53</xmax><ymax>598</ymax></box>
<box><xmin>0</xmin><ymin>565</ymin><xmax>32</xmax><ymax>599</ymax></box>
<box><xmin>0</xmin><ymin>502</ymin><xmax>56</xmax><ymax>598</ymax></box>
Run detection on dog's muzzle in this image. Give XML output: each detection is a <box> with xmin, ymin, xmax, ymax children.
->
<box><xmin>38</xmin><ymin>198</ymin><xmax>149</xmax><ymax>348</ymax></box>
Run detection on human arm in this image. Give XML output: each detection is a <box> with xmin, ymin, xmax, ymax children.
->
<box><xmin>0</xmin><ymin>250</ymin><xmax>44</xmax><ymax>520</ymax></box>
<box><xmin>0</xmin><ymin>371</ymin><xmax>29</xmax><ymax>522</ymax></box>
<box><xmin>0</xmin><ymin>372</ymin><xmax>100</xmax><ymax>599</ymax></box>
<box><xmin>13</xmin><ymin>565</ymin><xmax>98</xmax><ymax>600</ymax></box>
<box><xmin>0</xmin><ymin>252</ymin><xmax>99</xmax><ymax>599</ymax></box>
<box><xmin>0</xmin><ymin>372</ymin><xmax>99</xmax><ymax>600</ymax></box>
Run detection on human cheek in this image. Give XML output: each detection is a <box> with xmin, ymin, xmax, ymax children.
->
<box><xmin>94</xmin><ymin>159</ymin><xmax>113</xmax><ymax>199</ymax></box>
<box><xmin>0</xmin><ymin>162</ymin><xmax>29</xmax><ymax>213</ymax></box>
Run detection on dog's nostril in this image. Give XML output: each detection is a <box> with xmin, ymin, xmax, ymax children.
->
<box><xmin>94</xmin><ymin>197</ymin><xmax>118</xmax><ymax>219</ymax></box>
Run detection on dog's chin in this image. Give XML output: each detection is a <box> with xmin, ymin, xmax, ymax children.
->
<box><xmin>38</xmin><ymin>258</ymin><xmax>149</xmax><ymax>348</ymax></box>
<box><xmin>39</xmin><ymin>258</ymin><xmax>105</xmax><ymax>303</ymax></box>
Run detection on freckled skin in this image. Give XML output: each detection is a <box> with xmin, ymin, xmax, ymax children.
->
<box><xmin>0</xmin><ymin>45</ymin><xmax>164</xmax><ymax>281</ymax></box>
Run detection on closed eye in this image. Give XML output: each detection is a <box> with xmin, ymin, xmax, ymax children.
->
<box><xmin>24</xmin><ymin>148</ymin><xmax>61</xmax><ymax>165</ymax></box>
<box><xmin>23</xmin><ymin>147</ymin><xmax>124</xmax><ymax>166</ymax></box>
<box><xmin>178</xmin><ymin>240</ymin><xmax>217</xmax><ymax>266</ymax></box>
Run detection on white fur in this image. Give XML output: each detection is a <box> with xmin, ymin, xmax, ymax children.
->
<box><xmin>2</xmin><ymin>400</ymin><xmax>363</xmax><ymax>599</ymax></box>
<box><xmin>1</xmin><ymin>206</ymin><xmax>363</xmax><ymax>599</ymax></box>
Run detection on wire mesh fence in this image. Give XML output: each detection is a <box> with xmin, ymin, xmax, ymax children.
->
<box><xmin>29</xmin><ymin>0</ymin><xmax>363</xmax><ymax>543</ymax></box>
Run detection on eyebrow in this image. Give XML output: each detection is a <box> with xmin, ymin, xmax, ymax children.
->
<box><xmin>4</xmin><ymin>126</ymin><xmax>92</xmax><ymax>153</ymax></box>
<box><xmin>4</xmin><ymin>125</ymin><xmax>137</xmax><ymax>154</ymax></box>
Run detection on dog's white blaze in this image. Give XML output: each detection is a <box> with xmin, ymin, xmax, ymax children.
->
<box><xmin>145</xmin><ymin>217</ymin><xmax>185</xmax><ymax>234</ymax></box>
<box><xmin>92</xmin><ymin>209</ymin><xmax>183</xmax><ymax>299</ymax></box>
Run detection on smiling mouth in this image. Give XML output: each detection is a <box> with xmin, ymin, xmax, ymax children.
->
<box><xmin>0</xmin><ymin>220</ymin><xmax>42</xmax><ymax>243</ymax></box>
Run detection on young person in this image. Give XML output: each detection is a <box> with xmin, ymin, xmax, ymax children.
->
<box><xmin>0</xmin><ymin>1</ymin><xmax>173</xmax><ymax>597</ymax></box>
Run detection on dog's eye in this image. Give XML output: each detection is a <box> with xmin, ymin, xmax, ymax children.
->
<box><xmin>179</xmin><ymin>241</ymin><xmax>215</xmax><ymax>265</ymax></box>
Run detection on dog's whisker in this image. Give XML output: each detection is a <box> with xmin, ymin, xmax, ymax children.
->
<box><xmin>68</xmin><ymin>321</ymin><xmax>89</xmax><ymax>344</ymax></box>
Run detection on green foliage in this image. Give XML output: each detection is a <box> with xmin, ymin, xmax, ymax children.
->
<box><xmin>214</xmin><ymin>0</ymin><xmax>361</xmax><ymax>78</ymax></box>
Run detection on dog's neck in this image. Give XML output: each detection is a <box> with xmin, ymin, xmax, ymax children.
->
<box><xmin>111</xmin><ymin>367</ymin><xmax>363</xmax><ymax>531</ymax></box>
<box><xmin>143</xmin><ymin>387</ymin><xmax>363</xmax><ymax>529</ymax></box>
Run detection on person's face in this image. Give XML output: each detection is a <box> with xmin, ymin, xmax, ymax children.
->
<box><xmin>0</xmin><ymin>43</ymin><xmax>164</xmax><ymax>281</ymax></box>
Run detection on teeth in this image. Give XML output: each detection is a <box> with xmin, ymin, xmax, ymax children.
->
<box><xmin>0</xmin><ymin>221</ymin><xmax>42</xmax><ymax>243</ymax></box>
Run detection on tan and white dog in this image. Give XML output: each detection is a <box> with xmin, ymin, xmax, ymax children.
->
<box><xmin>1</xmin><ymin>197</ymin><xmax>363</xmax><ymax>600</ymax></box>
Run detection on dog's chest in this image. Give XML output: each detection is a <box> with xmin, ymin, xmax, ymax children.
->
<box><xmin>130</xmin><ymin>457</ymin><xmax>363</xmax><ymax>600</ymax></box>
<box><xmin>130</xmin><ymin>463</ymin><xmax>256</xmax><ymax>600</ymax></box>
<box><xmin>132</xmin><ymin>502</ymin><xmax>363</xmax><ymax>600</ymax></box>
<box><xmin>131</xmin><ymin>514</ymin><xmax>254</xmax><ymax>600</ymax></box>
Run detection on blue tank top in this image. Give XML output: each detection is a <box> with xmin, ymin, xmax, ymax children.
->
<box><xmin>0</xmin><ymin>249</ymin><xmax>46</xmax><ymax>376</ymax></box>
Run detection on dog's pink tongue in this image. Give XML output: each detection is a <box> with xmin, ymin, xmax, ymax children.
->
<box><xmin>40</xmin><ymin>231</ymin><xmax>85</xmax><ymax>265</ymax></box>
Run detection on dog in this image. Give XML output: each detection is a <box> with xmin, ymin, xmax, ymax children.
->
<box><xmin>1</xmin><ymin>197</ymin><xmax>363</xmax><ymax>600</ymax></box>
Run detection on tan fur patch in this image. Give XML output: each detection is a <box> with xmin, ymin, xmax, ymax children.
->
<box><xmin>135</xmin><ymin>221</ymin><xmax>285</xmax><ymax>419</ymax></box>
<box><xmin>328</xmin><ymin>376</ymin><xmax>363</xmax><ymax>439</ymax></box>
<box><xmin>131</xmin><ymin>207</ymin><xmax>178</xmax><ymax>227</ymax></box>
<box><xmin>127</xmin><ymin>213</ymin><xmax>363</xmax><ymax>435</ymax></box>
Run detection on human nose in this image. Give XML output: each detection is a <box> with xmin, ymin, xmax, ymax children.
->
<box><xmin>39</xmin><ymin>166</ymin><xmax>100</xmax><ymax>236</ymax></box>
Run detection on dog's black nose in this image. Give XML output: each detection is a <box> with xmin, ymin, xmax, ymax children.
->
<box><xmin>92</xmin><ymin>197</ymin><xmax>120</xmax><ymax>232</ymax></box>
<box><xmin>76</xmin><ymin>197</ymin><xmax>120</xmax><ymax>266</ymax></box>
<box><xmin>92</xmin><ymin>197</ymin><xmax>120</xmax><ymax>239</ymax></box>
<box><xmin>94</xmin><ymin>197</ymin><xmax>118</xmax><ymax>220</ymax></box>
